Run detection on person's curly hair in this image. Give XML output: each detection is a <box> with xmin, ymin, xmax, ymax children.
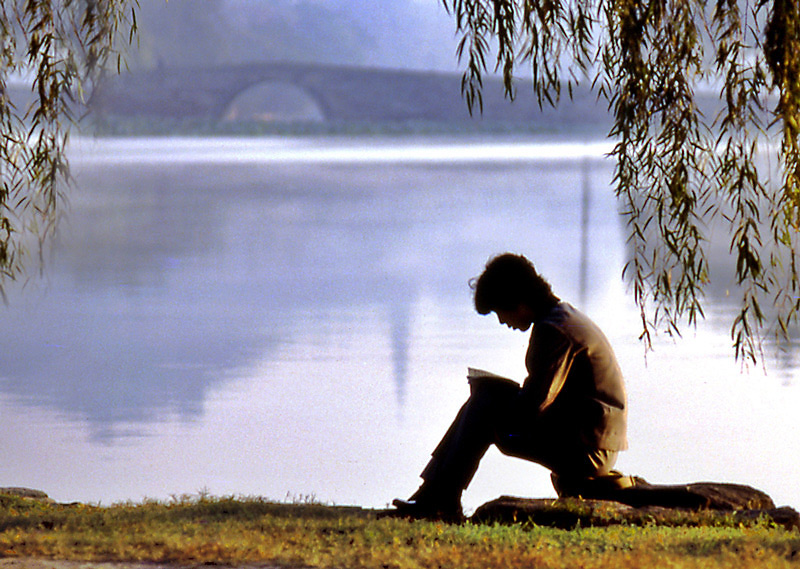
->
<box><xmin>471</xmin><ymin>253</ymin><xmax>559</xmax><ymax>315</ymax></box>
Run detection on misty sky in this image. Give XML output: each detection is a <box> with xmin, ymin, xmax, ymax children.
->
<box><xmin>131</xmin><ymin>0</ymin><xmax>462</xmax><ymax>72</ymax></box>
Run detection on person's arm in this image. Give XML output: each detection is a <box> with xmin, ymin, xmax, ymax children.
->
<box><xmin>518</xmin><ymin>323</ymin><xmax>577</xmax><ymax>412</ymax></box>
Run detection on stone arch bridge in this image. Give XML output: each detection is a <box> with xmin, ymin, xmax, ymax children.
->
<box><xmin>89</xmin><ymin>61</ymin><xmax>605</xmax><ymax>126</ymax></box>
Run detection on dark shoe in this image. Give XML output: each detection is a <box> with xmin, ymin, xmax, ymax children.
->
<box><xmin>379</xmin><ymin>498</ymin><xmax>464</xmax><ymax>522</ymax></box>
<box><xmin>552</xmin><ymin>470</ymin><xmax>639</xmax><ymax>499</ymax></box>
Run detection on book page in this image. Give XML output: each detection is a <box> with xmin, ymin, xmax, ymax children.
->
<box><xmin>467</xmin><ymin>367</ymin><xmax>512</xmax><ymax>380</ymax></box>
<box><xmin>466</xmin><ymin>367</ymin><xmax>520</xmax><ymax>391</ymax></box>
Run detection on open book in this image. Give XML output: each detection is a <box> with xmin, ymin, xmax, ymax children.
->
<box><xmin>467</xmin><ymin>367</ymin><xmax>520</xmax><ymax>390</ymax></box>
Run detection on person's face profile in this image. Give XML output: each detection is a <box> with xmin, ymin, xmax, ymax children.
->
<box><xmin>494</xmin><ymin>305</ymin><xmax>532</xmax><ymax>332</ymax></box>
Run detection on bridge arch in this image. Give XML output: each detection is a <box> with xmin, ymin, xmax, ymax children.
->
<box><xmin>91</xmin><ymin>62</ymin><xmax>554</xmax><ymax>125</ymax></box>
<box><xmin>220</xmin><ymin>80</ymin><xmax>327</xmax><ymax>123</ymax></box>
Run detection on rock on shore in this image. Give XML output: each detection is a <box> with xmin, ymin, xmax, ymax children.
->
<box><xmin>0</xmin><ymin>488</ymin><xmax>53</xmax><ymax>502</ymax></box>
<box><xmin>471</xmin><ymin>482</ymin><xmax>800</xmax><ymax>531</ymax></box>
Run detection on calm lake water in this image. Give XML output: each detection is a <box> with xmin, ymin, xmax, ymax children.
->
<box><xmin>0</xmin><ymin>135</ymin><xmax>798</xmax><ymax>512</ymax></box>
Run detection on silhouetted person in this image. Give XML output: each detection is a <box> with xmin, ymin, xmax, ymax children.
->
<box><xmin>388</xmin><ymin>253</ymin><xmax>630</xmax><ymax>520</ymax></box>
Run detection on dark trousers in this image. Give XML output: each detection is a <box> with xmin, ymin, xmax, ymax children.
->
<box><xmin>419</xmin><ymin>377</ymin><xmax>617</xmax><ymax>498</ymax></box>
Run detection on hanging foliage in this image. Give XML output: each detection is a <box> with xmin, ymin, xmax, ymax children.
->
<box><xmin>442</xmin><ymin>0</ymin><xmax>800</xmax><ymax>361</ymax></box>
<box><xmin>0</xmin><ymin>0</ymin><xmax>137</xmax><ymax>294</ymax></box>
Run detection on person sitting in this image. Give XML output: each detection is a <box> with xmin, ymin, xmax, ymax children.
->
<box><xmin>388</xmin><ymin>253</ymin><xmax>632</xmax><ymax>521</ymax></box>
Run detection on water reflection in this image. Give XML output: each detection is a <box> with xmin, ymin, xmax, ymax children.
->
<box><xmin>0</xmin><ymin>136</ymin><xmax>796</xmax><ymax>508</ymax></box>
<box><xmin>389</xmin><ymin>289</ymin><xmax>413</xmax><ymax>412</ymax></box>
<box><xmin>2</xmin><ymin>140</ymin><xmax>611</xmax><ymax>439</ymax></box>
<box><xmin>578</xmin><ymin>157</ymin><xmax>593</xmax><ymax>307</ymax></box>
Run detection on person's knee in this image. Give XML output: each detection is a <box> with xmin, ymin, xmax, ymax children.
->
<box><xmin>464</xmin><ymin>385</ymin><xmax>516</xmax><ymax>420</ymax></box>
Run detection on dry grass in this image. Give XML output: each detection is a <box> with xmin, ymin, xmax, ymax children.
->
<box><xmin>0</xmin><ymin>493</ymin><xmax>798</xmax><ymax>568</ymax></box>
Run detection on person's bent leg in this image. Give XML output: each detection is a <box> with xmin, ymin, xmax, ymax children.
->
<box><xmin>549</xmin><ymin>449</ymin><xmax>635</xmax><ymax>498</ymax></box>
<box><xmin>496</xmin><ymin>431</ymin><xmax>632</xmax><ymax>498</ymax></box>
<box><xmin>393</xmin><ymin>379</ymin><xmax>518</xmax><ymax>518</ymax></box>
<box><xmin>420</xmin><ymin>379</ymin><xmax>519</xmax><ymax>493</ymax></box>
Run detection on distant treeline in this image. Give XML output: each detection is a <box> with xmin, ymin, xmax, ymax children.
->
<box><xmin>130</xmin><ymin>0</ymin><xmax>458</xmax><ymax>73</ymax></box>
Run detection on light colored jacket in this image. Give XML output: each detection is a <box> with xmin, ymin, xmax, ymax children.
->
<box><xmin>519</xmin><ymin>302</ymin><xmax>628</xmax><ymax>451</ymax></box>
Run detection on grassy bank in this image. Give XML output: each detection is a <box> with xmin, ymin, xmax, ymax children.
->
<box><xmin>0</xmin><ymin>493</ymin><xmax>798</xmax><ymax>568</ymax></box>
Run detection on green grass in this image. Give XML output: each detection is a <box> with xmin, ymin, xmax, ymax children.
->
<box><xmin>0</xmin><ymin>493</ymin><xmax>798</xmax><ymax>568</ymax></box>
